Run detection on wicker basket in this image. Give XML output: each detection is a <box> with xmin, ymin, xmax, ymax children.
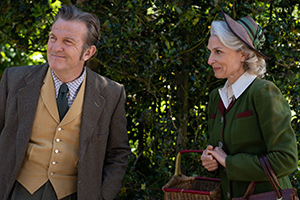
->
<box><xmin>162</xmin><ymin>150</ymin><xmax>221</xmax><ymax>200</ymax></box>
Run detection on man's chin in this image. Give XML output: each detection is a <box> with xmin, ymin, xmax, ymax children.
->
<box><xmin>49</xmin><ymin>63</ymin><xmax>64</xmax><ymax>71</ymax></box>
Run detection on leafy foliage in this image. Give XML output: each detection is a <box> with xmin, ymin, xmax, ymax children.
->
<box><xmin>0</xmin><ymin>0</ymin><xmax>299</xmax><ymax>199</ymax></box>
<box><xmin>0</xmin><ymin>0</ymin><xmax>61</xmax><ymax>72</ymax></box>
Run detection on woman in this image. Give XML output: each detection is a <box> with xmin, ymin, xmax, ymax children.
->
<box><xmin>201</xmin><ymin>11</ymin><xmax>298</xmax><ymax>199</ymax></box>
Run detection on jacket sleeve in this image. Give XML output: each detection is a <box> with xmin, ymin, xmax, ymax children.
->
<box><xmin>0</xmin><ymin>68</ymin><xmax>8</xmax><ymax>134</ymax></box>
<box><xmin>101</xmin><ymin>85</ymin><xmax>131</xmax><ymax>200</ymax></box>
<box><xmin>226</xmin><ymin>80</ymin><xmax>298</xmax><ymax>181</ymax></box>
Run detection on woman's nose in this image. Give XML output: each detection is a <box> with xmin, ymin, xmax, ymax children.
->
<box><xmin>207</xmin><ymin>54</ymin><xmax>215</xmax><ymax>65</ymax></box>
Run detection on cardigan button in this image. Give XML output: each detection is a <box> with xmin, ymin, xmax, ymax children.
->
<box><xmin>220</xmin><ymin>117</ymin><xmax>223</xmax><ymax>123</ymax></box>
<box><xmin>218</xmin><ymin>142</ymin><xmax>223</xmax><ymax>148</ymax></box>
<box><xmin>226</xmin><ymin>192</ymin><xmax>230</xmax><ymax>199</ymax></box>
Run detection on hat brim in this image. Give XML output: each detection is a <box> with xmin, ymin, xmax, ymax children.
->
<box><xmin>221</xmin><ymin>11</ymin><xmax>270</xmax><ymax>60</ymax></box>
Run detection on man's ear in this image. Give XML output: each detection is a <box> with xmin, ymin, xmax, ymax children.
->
<box><xmin>83</xmin><ymin>45</ymin><xmax>97</xmax><ymax>61</ymax></box>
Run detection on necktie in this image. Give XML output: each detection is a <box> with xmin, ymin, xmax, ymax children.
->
<box><xmin>57</xmin><ymin>83</ymin><xmax>69</xmax><ymax>121</ymax></box>
<box><xmin>227</xmin><ymin>86</ymin><xmax>234</xmax><ymax>102</ymax></box>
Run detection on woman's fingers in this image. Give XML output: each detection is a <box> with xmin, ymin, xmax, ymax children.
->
<box><xmin>201</xmin><ymin>145</ymin><xmax>219</xmax><ymax>171</ymax></box>
<box><xmin>207</xmin><ymin>147</ymin><xmax>227</xmax><ymax>167</ymax></box>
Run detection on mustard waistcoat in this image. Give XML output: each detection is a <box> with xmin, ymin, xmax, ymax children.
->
<box><xmin>17</xmin><ymin>68</ymin><xmax>86</xmax><ymax>199</ymax></box>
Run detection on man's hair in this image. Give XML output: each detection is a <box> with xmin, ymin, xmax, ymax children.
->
<box><xmin>54</xmin><ymin>5</ymin><xmax>100</xmax><ymax>51</ymax></box>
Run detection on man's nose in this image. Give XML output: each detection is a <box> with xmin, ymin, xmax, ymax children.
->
<box><xmin>52</xmin><ymin>41</ymin><xmax>63</xmax><ymax>52</ymax></box>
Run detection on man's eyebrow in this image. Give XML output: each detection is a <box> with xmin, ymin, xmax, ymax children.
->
<box><xmin>48</xmin><ymin>33</ymin><xmax>76</xmax><ymax>42</ymax></box>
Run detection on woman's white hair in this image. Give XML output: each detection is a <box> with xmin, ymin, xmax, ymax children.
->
<box><xmin>210</xmin><ymin>21</ymin><xmax>266</xmax><ymax>78</ymax></box>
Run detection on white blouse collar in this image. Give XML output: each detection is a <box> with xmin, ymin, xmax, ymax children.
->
<box><xmin>218</xmin><ymin>71</ymin><xmax>257</xmax><ymax>108</ymax></box>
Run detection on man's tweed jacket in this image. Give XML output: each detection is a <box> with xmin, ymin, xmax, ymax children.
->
<box><xmin>0</xmin><ymin>63</ymin><xmax>131</xmax><ymax>200</ymax></box>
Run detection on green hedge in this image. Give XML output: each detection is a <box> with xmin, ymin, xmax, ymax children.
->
<box><xmin>0</xmin><ymin>0</ymin><xmax>299</xmax><ymax>199</ymax></box>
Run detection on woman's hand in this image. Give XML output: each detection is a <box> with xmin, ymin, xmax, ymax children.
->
<box><xmin>201</xmin><ymin>145</ymin><xmax>219</xmax><ymax>171</ymax></box>
<box><xmin>207</xmin><ymin>146</ymin><xmax>227</xmax><ymax>168</ymax></box>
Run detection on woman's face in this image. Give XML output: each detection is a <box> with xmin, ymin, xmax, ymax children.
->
<box><xmin>207</xmin><ymin>35</ymin><xmax>247</xmax><ymax>86</ymax></box>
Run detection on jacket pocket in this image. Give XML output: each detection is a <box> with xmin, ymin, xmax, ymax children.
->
<box><xmin>236</xmin><ymin>110</ymin><xmax>252</xmax><ymax>119</ymax></box>
<box><xmin>211</xmin><ymin>114</ymin><xmax>216</xmax><ymax>119</ymax></box>
<box><xmin>231</xmin><ymin>111</ymin><xmax>262</xmax><ymax>148</ymax></box>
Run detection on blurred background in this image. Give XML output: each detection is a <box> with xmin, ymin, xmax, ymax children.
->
<box><xmin>0</xmin><ymin>0</ymin><xmax>299</xmax><ymax>199</ymax></box>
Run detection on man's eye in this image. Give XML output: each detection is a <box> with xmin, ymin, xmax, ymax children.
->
<box><xmin>216</xmin><ymin>50</ymin><xmax>221</xmax><ymax>54</ymax></box>
<box><xmin>66</xmin><ymin>40</ymin><xmax>73</xmax><ymax>44</ymax></box>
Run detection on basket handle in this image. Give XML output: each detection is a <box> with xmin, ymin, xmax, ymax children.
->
<box><xmin>174</xmin><ymin>150</ymin><xmax>204</xmax><ymax>176</ymax></box>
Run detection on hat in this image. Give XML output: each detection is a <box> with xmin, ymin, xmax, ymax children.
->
<box><xmin>221</xmin><ymin>11</ymin><xmax>270</xmax><ymax>60</ymax></box>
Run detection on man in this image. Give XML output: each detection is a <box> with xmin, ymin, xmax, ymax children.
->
<box><xmin>0</xmin><ymin>5</ymin><xmax>130</xmax><ymax>200</ymax></box>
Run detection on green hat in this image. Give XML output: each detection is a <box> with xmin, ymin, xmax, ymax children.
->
<box><xmin>222</xmin><ymin>11</ymin><xmax>270</xmax><ymax>60</ymax></box>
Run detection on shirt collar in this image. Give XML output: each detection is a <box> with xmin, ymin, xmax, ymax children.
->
<box><xmin>51</xmin><ymin>67</ymin><xmax>86</xmax><ymax>99</ymax></box>
<box><xmin>218</xmin><ymin>71</ymin><xmax>257</xmax><ymax>108</ymax></box>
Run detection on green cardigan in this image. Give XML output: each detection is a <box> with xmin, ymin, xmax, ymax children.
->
<box><xmin>208</xmin><ymin>78</ymin><xmax>298</xmax><ymax>199</ymax></box>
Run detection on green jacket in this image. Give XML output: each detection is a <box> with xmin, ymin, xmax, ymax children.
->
<box><xmin>208</xmin><ymin>78</ymin><xmax>298</xmax><ymax>199</ymax></box>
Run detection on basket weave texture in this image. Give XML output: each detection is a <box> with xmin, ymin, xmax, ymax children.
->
<box><xmin>162</xmin><ymin>150</ymin><xmax>221</xmax><ymax>200</ymax></box>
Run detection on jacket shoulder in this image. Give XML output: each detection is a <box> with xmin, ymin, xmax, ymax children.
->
<box><xmin>251</xmin><ymin>78</ymin><xmax>278</xmax><ymax>89</ymax></box>
<box><xmin>249</xmin><ymin>78</ymin><xmax>282</xmax><ymax>96</ymax></box>
<box><xmin>4</xmin><ymin>64</ymin><xmax>47</xmax><ymax>78</ymax></box>
<box><xmin>86</xmin><ymin>68</ymin><xmax>124</xmax><ymax>90</ymax></box>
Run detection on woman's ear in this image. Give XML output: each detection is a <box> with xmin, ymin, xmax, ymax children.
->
<box><xmin>241</xmin><ymin>51</ymin><xmax>249</xmax><ymax>62</ymax></box>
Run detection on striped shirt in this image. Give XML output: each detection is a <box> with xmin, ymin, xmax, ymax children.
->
<box><xmin>51</xmin><ymin>67</ymin><xmax>86</xmax><ymax>108</ymax></box>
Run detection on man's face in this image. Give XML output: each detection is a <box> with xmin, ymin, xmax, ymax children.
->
<box><xmin>47</xmin><ymin>19</ymin><xmax>89</xmax><ymax>82</ymax></box>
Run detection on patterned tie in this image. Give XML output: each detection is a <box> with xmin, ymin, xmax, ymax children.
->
<box><xmin>57</xmin><ymin>83</ymin><xmax>69</xmax><ymax>121</ymax></box>
<box><xmin>227</xmin><ymin>86</ymin><xmax>234</xmax><ymax>102</ymax></box>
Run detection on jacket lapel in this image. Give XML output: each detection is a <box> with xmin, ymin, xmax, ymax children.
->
<box><xmin>78</xmin><ymin>68</ymin><xmax>106</xmax><ymax>159</ymax></box>
<box><xmin>40</xmin><ymin>67</ymin><xmax>60</xmax><ymax>124</ymax></box>
<box><xmin>16</xmin><ymin>64</ymin><xmax>49</xmax><ymax>162</ymax></box>
<box><xmin>60</xmin><ymin>73</ymin><xmax>87</xmax><ymax>126</ymax></box>
<box><xmin>16</xmin><ymin>65</ymin><xmax>105</xmax><ymax>162</ymax></box>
